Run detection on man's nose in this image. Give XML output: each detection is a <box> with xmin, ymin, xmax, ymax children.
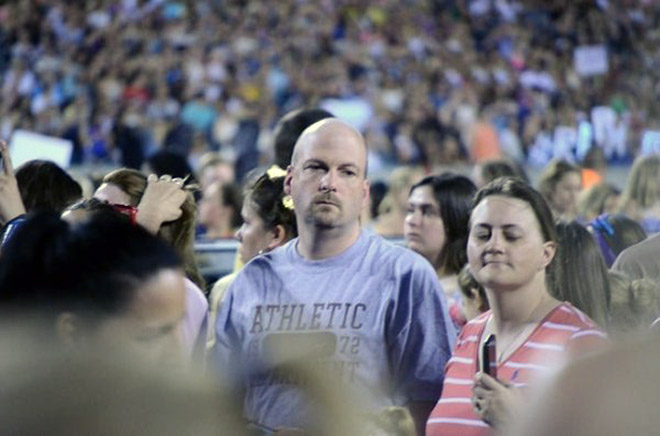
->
<box><xmin>319</xmin><ymin>170</ymin><xmax>337</xmax><ymax>191</ymax></box>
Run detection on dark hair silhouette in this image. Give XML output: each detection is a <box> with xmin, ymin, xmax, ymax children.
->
<box><xmin>409</xmin><ymin>172</ymin><xmax>477</xmax><ymax>274</ymax></box>
<box><xmin>0</xmin><ymin>214</ymin><xmax>181</xmax><ymax>328</ymax></box>
<box><xmin>15</xmin><ymin>160</ymin><xmax>82</xmax><ymax>214</ymax></box>
<box><xmin>273</xmin><ymin>108</ymin><xmax>334</xmax><ymax>169</ymax></box>
<box><xmin>246</xmin><ymin>174</ymin><xmax>297</xmax><ymax>239</ymax></box>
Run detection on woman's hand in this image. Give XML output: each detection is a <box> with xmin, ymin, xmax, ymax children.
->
<box><xmin>136</xmin><ymin>174</ymin><xmax>187</xmax><ymax>234</ymax></box>
<box><xmin>471</xmin><ymin>372</ymin><xmax>524</xmax><ymax>429</ymax></box>
<box><xmin>0</xmin><ymin>140</ymin><xmax>26</xmax><ymax>225</ymax></box>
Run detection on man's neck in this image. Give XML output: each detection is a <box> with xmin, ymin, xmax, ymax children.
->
<box><xmin>296</xmin><ymin>224</ymin><xmax>361</xmax><ymax>260</ymax></box>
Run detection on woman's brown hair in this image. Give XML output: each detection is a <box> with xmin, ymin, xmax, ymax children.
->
<box><xmin>102</xmin><ymin>169</ymin><xmax>205</xmax><ymax>290</ymax></box>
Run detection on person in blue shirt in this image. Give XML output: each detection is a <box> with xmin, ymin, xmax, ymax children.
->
<box><xmin>214</xmin><ymin>119</ymin><xmax>455</xmax><ymax>434</ymax></box>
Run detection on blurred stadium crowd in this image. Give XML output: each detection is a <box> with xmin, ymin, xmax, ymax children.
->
<box><xmin>2</xmin><ymin>0</ymin><xmax>660</xmax><ymax>180</ymax></box>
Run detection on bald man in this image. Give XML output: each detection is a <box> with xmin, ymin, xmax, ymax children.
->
<box><xmin>214</xmin><ymin>120</ymin><xmax>455</xmax><ymax>433</ymax></box>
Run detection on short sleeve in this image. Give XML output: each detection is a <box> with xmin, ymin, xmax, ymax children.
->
<box><xmin>212</xmin><ymin>277</ymin><xmax>245</xmax><ymax>383</ymax></box>
<box><xmin>386</xmin><ymin>265</ymin><xmax>456</xmax><ymax>403</ymax></box>
<box><xmin>565</xmin><ymin>328</ymin><xmax>609</xmax><ymax>359</ymax></box>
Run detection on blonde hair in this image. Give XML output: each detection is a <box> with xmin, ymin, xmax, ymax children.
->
<box><xmin>608</xmin><ymin>271</ymin><xmax>660</xmax><ymax>337</ymax></box>
<box><xmin>618</xmin><ymin>155</ymin><xmax>660</xmax><ymax>219</ymax></box>
<box><xmin>102</xmin><ymin>169</ymin><xmax>205</xmax><ymax>290</ymax></box>
<box><xmin>577</xmin><ymin>183</ymin><xmax>620</xmax><ymax>221</ymax></box>
<box><xmin>377</xmin><ymin>167</ymin><xmax>423</xmax><ymax>216</ymax></box>
<box><xmin>371</xmin><ymin>407</ymin><xmax>417</xmax><ymax>436</ymax></box>
<box><xmin>458</xmin><ymin>264</ymin><xmax>489</xmax><ymax>313</ymax></box>
<box><xmin>537</xmin><ymin>159</ymin><xmax>581</xmax><ymax>208</ymax></box>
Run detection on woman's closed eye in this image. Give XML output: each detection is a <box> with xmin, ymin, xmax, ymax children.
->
<box><xmin>503</xmin><ymin>232</ymin><xmax>522</xmax><ymax>242</ymax></box>
<box><xmin>473</xmin><ymin>228</ymin><xmax>491</xmax><ymax>240</ymax></box>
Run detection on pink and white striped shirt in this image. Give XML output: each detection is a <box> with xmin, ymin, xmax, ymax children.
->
<box><xmin>427</xmin><ymin>302</ymin><xmax>608</xmax><ymax>436</ymax></box>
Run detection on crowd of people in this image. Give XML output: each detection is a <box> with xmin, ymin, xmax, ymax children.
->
<box><xmin>3</xmin><ymin>1</ymin><xmax>660</xmax><ymax>435</ymax></box>
<box><xmin>2</xmin><ymin>0</ymin><xmax>660</xmax><ymax>179</ymax></box>
<box><xmin>2</xmin><ymin>108</ymin><xmax>660</xmax><ymax>434</ymax></box>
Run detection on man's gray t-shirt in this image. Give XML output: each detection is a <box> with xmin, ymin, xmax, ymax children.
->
<box><xmin>215</xmin><ymin>230</ymin><xmax>455</xmax><ymax>430</ymax></box>
<box><xmin>612</xmin><ymin>233</ymin><xmax>660</xmax><ymax>283</ymax></box>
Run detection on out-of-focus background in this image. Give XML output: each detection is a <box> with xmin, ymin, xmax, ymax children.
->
<box><xmin>1</xmin><ymin>1</ymin><xmax>655</xmax><ymax>182</ymax></box>
<box><xmin>2</xmin><ymin>0</ymin><xmax>657</xmax><ymax>280</ymax></box>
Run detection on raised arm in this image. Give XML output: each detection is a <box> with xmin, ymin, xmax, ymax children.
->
<box><xmin>136</xmin><ymin>174</ymin><xmax>187</xmax><ymax>234</ymax></box>
<box><xmin>0</xmin><ymin>140</ymin><xmax>26</xmax><ymax>225</ymax></box>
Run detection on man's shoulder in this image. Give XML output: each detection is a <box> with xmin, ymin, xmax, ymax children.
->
<box><xmin>614</xmin><ymin>233</ymin><xmax>660</xmax><ymax>271</ymax></box>
<box><xmin>237</xmin><ymin>251</ymin><xmax>287</xmax><ymax>276</ymax></box>
<box><xmin>623</xmin><ymin>233</ymin><xmax>660</xmax><ymax>255</ymax></box>
<box><xmin>227</xmin><ymin>250</ymin><xmax>288</xmax><ymax>290</ymax></box>
<box><xmin>246</xmin><ymin>238</ymin><xmax>298</xmax><ymax>268</ymax></box>
<box><xmin>360</xmin><ymin>234</ymin><xmax>439</xmax><ymax>290</ymax></box>
<box><xmin>223</xmin><ymin>254</ymin><xmax>287</xmax><ymax>305</ymax></box>
<box><xmin>365</xmin><ymin>232</ymin><xmax>429</xmax><ymax>265</ymax></box>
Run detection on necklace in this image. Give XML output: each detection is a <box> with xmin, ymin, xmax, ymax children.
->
<box><xmin>493</xmin><ymin>322</ymin><xmax>537</xmax><ymax>363</ymax></box>
<box><xmin>482</xmin><ymin>295</ymin><xmax>558</xmax><ymax>364</ymax></box>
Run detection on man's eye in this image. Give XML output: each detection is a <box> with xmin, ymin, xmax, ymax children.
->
<box><xmin>305</xmin><ymin>164</ymin><xmax>323</xmax><ymax>172</ymax></box>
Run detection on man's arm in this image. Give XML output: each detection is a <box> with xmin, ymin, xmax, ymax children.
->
<box><xmin>0</xmin><ymin>140</ymin><xmax>26</xmax><ymax>226</ymax></box>
<box><xmin>388</xmin><ymin>262</ymin><xmax>456</xmax><ymax>434</ymax></box>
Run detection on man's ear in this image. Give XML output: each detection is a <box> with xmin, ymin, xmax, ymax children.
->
<box><xmin>362</xmin><ymin>179</ymin><xmax>370</xmax><ymax>210</ymax></box>
<box><xmin>55</xmin><ymin>312</ymin><xmax>83</xmax><ymax>348</ymax></box>
<box><xmin>284</xmin><ymin>165</ymin><xmax>293</xmax><ymax>195</ymax></box>
<box><xmin>266</xmin><ymin>224</ymin><xmax>288</xmax><ymax>251</ymax></box>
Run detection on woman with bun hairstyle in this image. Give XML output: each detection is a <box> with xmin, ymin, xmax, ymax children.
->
<box><xmin>207</xmin><ymin>166</ymin><xmax>297</xmax><ymax>349</ymax></box>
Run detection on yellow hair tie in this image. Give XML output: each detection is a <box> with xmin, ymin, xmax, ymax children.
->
<box><xmin>264</xmin><ymin>165</ymin><xmax>294</xmax><ymax>210</ymax></box>
<box><xmin>282</xmin><ymin>195</ymin><xmax>294</xmax><ymax>210</ymax></box>
<box><xmin>266</xmin><ymin>165</ymin><xmax>287</xmax><ymax>179</ymax></box>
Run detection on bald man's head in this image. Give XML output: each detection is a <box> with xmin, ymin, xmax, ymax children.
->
<box><xmin>284</xmin><ymin>118</ymin><xmax>370</xmax><ymax>233</ymax></box>
<box><xmin>290</xmin><ymin>119</ymin><xmax>368</xmax><ymax>177</ymax></box>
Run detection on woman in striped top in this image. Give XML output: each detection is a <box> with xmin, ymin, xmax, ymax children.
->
<box><xmin>427</xmin><ymin>177</ymin><xmax>608</xmax><ymax>436</ymax></box>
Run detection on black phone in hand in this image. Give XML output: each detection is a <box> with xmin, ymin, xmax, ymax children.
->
<box><xmin>481</xmin><ymin>334</ymin><xmax>497</xmax><ymax>378</ymax></box>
